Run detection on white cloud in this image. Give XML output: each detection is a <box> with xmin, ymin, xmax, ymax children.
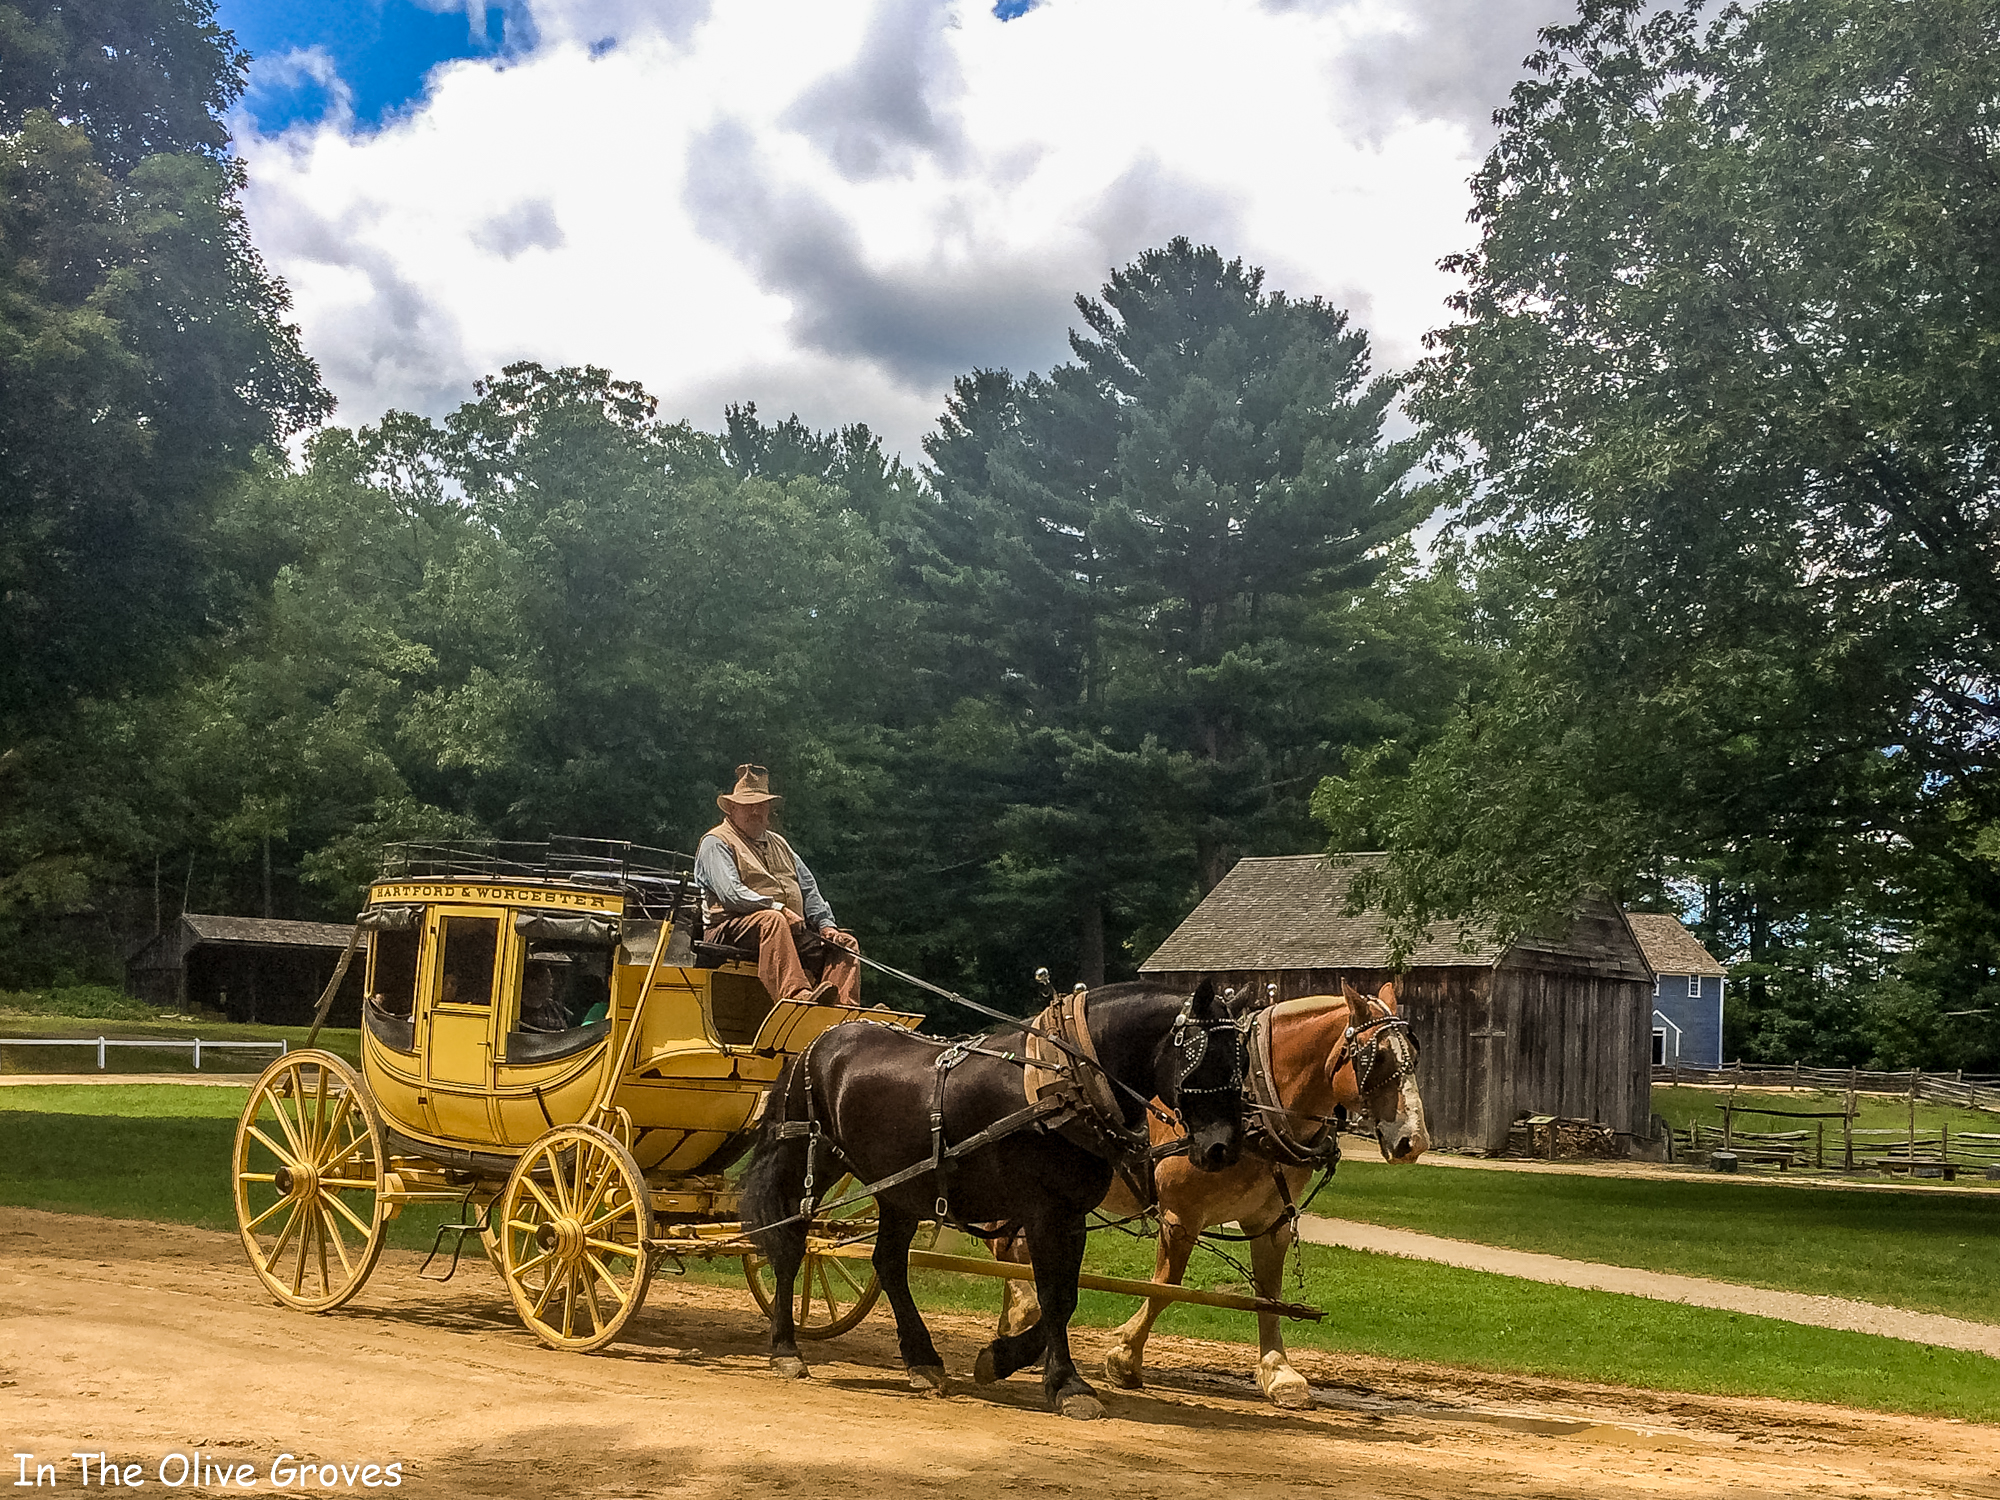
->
<box><xmin>237</xmin><ymin>0</ymin><xmax>1552</xmax><ymax>457</ymax></box>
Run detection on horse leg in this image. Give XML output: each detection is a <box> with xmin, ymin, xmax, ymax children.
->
<box><xmin>873</xmin><ymin>1203</ymin><xmax>948</xmax><ymax>1395</ymax></box>
<box><xmin>761</xmin><ymin>1208</ymin><xmax>811</xmax><ymax>1381</ymax></box>
<box><xmin>1027</xmin><ymin>1214</ymin><xmax>1102</xmax><ymax>1419</ymax></box>
<box><xmin>1249</xmin><ymin>1216</ymin><xmax>1311</xmax><ymax>1409</ymax></box>
<box><xmin>992</xmin><ymin>1227</ymin><xmax>1041</xmax><ymax>1338</ymax></box>
<box><xmin>1103</xmin><ymin>1209</ymin><xmax>1198</xmax><ymax>1391</ymax></box>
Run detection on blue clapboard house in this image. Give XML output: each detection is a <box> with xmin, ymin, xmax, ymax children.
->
<box><xmin>1625</xmin><ymin>913</ymin><xmax>1726</xmax><ymax>1066</ymax></box>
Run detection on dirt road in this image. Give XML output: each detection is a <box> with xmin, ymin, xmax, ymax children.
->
<box><xmin>3</xmin><ymin>1206</ymin><xmax>1996</xmax><ymax>1500</ymax></box>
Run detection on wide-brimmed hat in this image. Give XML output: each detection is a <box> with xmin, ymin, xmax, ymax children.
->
<box><xmin>717</xmin><ymin>763</ymin><xmax>783</xmax><ymax>811</ymax></box>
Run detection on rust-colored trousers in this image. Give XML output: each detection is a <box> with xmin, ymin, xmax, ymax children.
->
<box><xmin>706</xmin><ymin>909</ymin><xmax>861</xmax><ymax>1007</ymax></box>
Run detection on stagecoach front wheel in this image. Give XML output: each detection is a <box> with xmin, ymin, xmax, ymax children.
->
<box><xmin>498</xmin><ymin>1124</ymin><xmax>653</xmax><ymax>1353</ymax></box>
<box><xmin>743</xmin><ymin>1174</ymin><xmax>883</xmax><ymax>1339</ymax></box>
<box><xmin>232</xmin><ymin>1049</ymin><xmax>388</xmax><ymax>1312</ymax></box>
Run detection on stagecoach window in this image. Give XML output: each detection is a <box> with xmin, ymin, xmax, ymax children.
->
<box><xmin>367</xmin><ymin>930</ymin><xmax>420</xmax><ymax>1017</ymax></box>
<box><xmin>438</xmin><ymin>916</ymin><xmax>500</xmax><ymax>1008</ymax></box>
<box><xmin>518</xmin><ymin>945</ymin><xmax>612</xmax><ymax>1033</ymax></box>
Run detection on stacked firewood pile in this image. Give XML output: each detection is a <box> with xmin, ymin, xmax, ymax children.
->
<box><xmin>1505</xmin><ymin>1113</ymin><xmax>1621</xmax><ymax>1158</ymax></box>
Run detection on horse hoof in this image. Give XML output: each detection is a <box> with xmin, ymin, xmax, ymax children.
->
<box><xmin>908</xmin><ymin>1365</ymin><xmax>949</xmax><ymax>1397</ymax></box>
<box><xmin>1103</xmin><ymin>1349</ymin><xmax>1144</xmax><ymax>1390</ymax></box>
<box><xmin>1056</xmin><ymin>1392</ymin><xmax>1105</xmax><ymax>1421</ymax></box>
<box><xmin>1268</xmin><ymin>1377</ymin><xmax>1312</xmax><ymax>1411</ymax></box>
<box><xmin>771</xmin><ymin>1356</ymin><xmax>810</xmax><ymax>1381</ymax></box>
<box><xmin>1257</xmin><ymin>1353</ymin><xmax>1311</xmax><ymax>1410</ymax></box>
<box><xmin>973</xmin><ymin>1349</ymin><xmax>999</xmax><ymax>1386</ymax></box>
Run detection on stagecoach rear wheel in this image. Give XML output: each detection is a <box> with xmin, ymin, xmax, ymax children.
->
<box><xmin>742</xmin><ymin>1174</ymin><xmax>883</xmax><ymax>1339</ymax></box>
<box><xmin>498</xmin><ymin>1124</ymin><xmax>653</xmax><ymax>1353</ymax></box>
<box><xmin>232</xmin><ymin>1049</ymin><xmax>388</xmax><ymax>1312</ymax></box>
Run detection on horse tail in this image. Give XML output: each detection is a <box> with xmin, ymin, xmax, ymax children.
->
<box><xmin>741</xmin><ymin>1050</ymin><xmax>814</xmax><ymax>1238</ymax></box>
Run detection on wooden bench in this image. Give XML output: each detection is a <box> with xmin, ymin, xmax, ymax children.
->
<box><xmin>1862</xmin><ymin>1156</ymin><xmax>1960</xmax><ymax>1181</ymax></box>
<box><xmin>1731</xmin><ymin>1147</ymin><xmax>1801</xmax><ymax>1169</ymax></box>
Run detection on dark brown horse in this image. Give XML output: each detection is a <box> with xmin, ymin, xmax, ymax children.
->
<box><xmin>741</xmin><ymin>981</ymin><xmax>1246</xmax><ymax>1419</ymax></box>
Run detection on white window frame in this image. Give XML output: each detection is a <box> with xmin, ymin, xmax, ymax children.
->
<box><xmin>1688</xmin><ymin>973</ymin><xmax>1701</xmax><ymax>998</ymax></box>
<box><xmin>1651</xmin><ymin>1028</ymin><xmax>1667</xmax><ymax>1066</ymax></box>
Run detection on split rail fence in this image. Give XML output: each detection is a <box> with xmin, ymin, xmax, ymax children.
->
<box><xmin>1654</xmin><ymin>1061</ymin><xmax>2000</xmax><ymax>1113</ymax></box>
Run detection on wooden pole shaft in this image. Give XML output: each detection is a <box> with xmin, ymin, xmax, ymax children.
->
<box><xmin>850</xmin><ymin>1246</ymin><xmax>1326</xmax><ymax>1322</ymax></box>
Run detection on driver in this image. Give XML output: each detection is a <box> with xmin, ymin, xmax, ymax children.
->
<box><xmin>695</xmin><ymin>764</ymin><xmax>860</xmax><ymax>1008</ymax></box>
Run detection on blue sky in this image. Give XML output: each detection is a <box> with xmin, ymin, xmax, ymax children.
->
<box><xmin>219</xmin><ymin>0</ymin><xmax>1039</xmax><ymax>135</ymax></box>
<box><xmin>219</xmin><ymin>1</ymin><xmax>518</xmax><ymax>131</ymax></box>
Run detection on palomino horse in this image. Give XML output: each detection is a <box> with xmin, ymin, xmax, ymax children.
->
<box><xmin>742</xmin><ymin>981</ymin><xmax>1247</xmax><ymax>1419</ymax></box>
<box><xmin>994</xmin><ymin>979</ymin><xmax>1427</xmax><ymax>1409</ymax></box>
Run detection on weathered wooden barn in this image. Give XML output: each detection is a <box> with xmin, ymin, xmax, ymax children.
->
<box><xmin>126</xmin><ymin>914</ymin><xmax>364</xmax><ymax>1026</ymax></box>
<box><xmin>1139</xmin><ymin>854</ymin><xmax>1657</xmax><ymax>1152</ymax></box>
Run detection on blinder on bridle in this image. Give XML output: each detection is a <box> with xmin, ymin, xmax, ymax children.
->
<box><xmin>1168</xmin><ymin>994</ymin><xmax>1247</xmax><ymax>1101</ymax></box>
<box><xmin>1342</xmin><ymin>1008</ymin><xmax>1421</xmax><ymax>1096</ymax></box>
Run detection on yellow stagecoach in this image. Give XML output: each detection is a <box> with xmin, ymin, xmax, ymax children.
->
<box><xmin>229</xmin><ymin>838</ymin><xmax>921</xmax><ymax>1351</ymax></box>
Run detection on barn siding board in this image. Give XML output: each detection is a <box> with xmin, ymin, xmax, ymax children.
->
<box><xmin>1142</xmin><ymin>859</ymin><xmax>1659</xmax><ymax>1154</ymax></box>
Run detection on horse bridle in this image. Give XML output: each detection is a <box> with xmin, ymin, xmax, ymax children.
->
<box><xmin>1339</xmin><ymin>1005</ymin><xmax>1421</xmax><ymax>1098</ymax></box>
<box><xmin>1168</xmin><ymin>994</ymin><xmax>1248</xmax><ymax>1102</ymax></box>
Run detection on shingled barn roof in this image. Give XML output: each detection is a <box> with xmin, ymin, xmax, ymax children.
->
<box><xmin>180</xmin><ymin>914</ymin><xmax>355</xmax><ymax>949</ymax></box>
<box><xmin>1624</xmin><ymin>913</ymin><xmax>1726</xmax><ymax>978</ymax></box>
<box><xmin>1138</xmin><ymin>853</ymin><xmax>1507</xmax><ymax>973</ymax></box>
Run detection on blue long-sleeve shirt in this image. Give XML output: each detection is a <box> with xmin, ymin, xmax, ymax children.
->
<box><xmin>695</xmin><ymin>834</ymin><xmax>837</xmax><ymax>931</ymax></box>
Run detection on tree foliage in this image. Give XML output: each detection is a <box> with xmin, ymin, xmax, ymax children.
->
<box><xmin>1320</xmin><ymin>0</ymin><xmax>2000</xmax><ymax>1065</ymax></box>
<box><xmin>0</xmin><ymin>0</ymin><xmax>326</xmax><ymax>731</ymax></box>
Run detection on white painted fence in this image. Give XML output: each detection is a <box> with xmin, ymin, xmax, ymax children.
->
<box><xmin>0</xmin><ymin>1037</ymin><xmax>287</xmax><ymax>1070</ymax></box>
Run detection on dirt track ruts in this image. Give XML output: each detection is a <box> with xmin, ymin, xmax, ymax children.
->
<box><xmin>4</xmin><ymin>1206</ymin><xmax>1999</xmax><ymax>1500</ymax></box>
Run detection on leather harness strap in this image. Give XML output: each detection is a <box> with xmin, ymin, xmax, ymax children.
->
<box><xmin>1244</xmin><ymin>1001</ymin><xmax>1346</xmax><ymax>1170</ymax></box>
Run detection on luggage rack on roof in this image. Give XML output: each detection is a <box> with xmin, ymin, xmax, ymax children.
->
<box><xmin>378</xmin><ymin>837</ymin><xmax>698</xmax><ymax>917</ymax></box>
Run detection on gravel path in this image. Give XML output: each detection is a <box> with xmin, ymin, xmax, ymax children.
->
<box><xmin>1297</xmin><ymin>1214</ymin><xmax>2000</xmax><ymax>1358</ymax></box>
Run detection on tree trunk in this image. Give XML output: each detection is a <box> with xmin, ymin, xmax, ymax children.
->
<box><xmin>262</xmin><ymin>837</ymin><xmax>273</xmax><ymax>919</ymax></box>
<box><xmin>1080</xmin><ymin>899</ymin><xmax>1105</xmax><ymax>989</ymax></box>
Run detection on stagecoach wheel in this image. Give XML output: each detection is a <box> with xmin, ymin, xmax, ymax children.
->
<box><xmin>498</xmin><ymin>1125</ymin><xmax>653</xmax><ymax>1353</ymax></box>
<box><xmin>232</xmin><ymin>1049</ymin><xmax>388</xmax><ymax>1313</ymax></box>
<box><xmin>743</xmin><ymin>1174</ymin><xmax>882</xmax><ymax>1339</ymax></box>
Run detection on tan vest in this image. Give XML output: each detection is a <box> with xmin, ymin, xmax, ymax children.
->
<box><xmin>705</xmin><ymin>820</ymin><xmax>804</xmax><ymax>921</ymax></box>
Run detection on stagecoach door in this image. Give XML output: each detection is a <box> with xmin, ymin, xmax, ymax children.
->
<box><xmin>424</xmin><ymin>909</ymin><xmax>504</xmax><ymax>1138</ymax></box>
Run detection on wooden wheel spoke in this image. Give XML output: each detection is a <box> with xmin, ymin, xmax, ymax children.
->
<box><xmin>244</xmin><ymin>1195</ymin><xmax>292</xmax><ymax>1233</ymax></box>
<box><xmin>570</xmin><ymin>1147</ymin><xmax>590</xmax><ymax>1222</ymax></box>
<box><xmin>320</xmin><ymin>1119</ymin><xmax>368</xmax><ymax>1173</ymax></box>
<box><xmin>265</xmin><ymin>1200</ymin><xmax>305</xmax><ymax>1264</ymax></box>
<box><xmin>291</xmin><ymin>1205</ymin><xmax>315</xmax><ymax>1296</ymax></box>
<box><xmin>320</xmin><ymin>1176</ymin><xmax>379</xmax><ymax>1192</ymax></box>
<box><xmin>240</xmin><ymin>1172</ymin><xmax>277</xmax><ymax>1184</ymax></box>
<box><xmin>576</xmin><ymin>1166</ymin><xmax>614</xmax><ymax>1226</ymax></box>
<box><xmin>583</xmin><ymin>1252</ymin><xmax>635</xmax><ymax>1308</ymax></box>
<box><xmin>247</xmin><ymin>1124</ymin><xmax>301</xmax><ymax>1171</ymax></box>
<box><xmin>560</xmin><ymin>1269</ymin><xmax>580</xmax><ymax>1339</ymax></box>
<box><xmin>523</xmin><ymin>1177</ymin><xmax>561</xmax><ymax>1220</ymax></box>
<box><xmin>318</xmin><ymin>1205</ymin><xmax>356</xmax><ymax>1279</ymax></box>
<box><xmin>584</xmin><ymin>1236</ymin><xmax>639</xmax><ymax>1259</ymax></box>
<box><xmin>315</xmin><ymin>1208</ymin><xmax>333</xmax><ymax>1295</ymax></box>
<box><xmin>825</xmin><ymin>1256</ymin><xmax>866</xmax><ymax>1298</ymax></box>
<box><xmin>583</xmin><ymin>1204</ymin><xmax>635</xmax><ymax>1237</ymax></box>
<box><xmin>267</xmin><ymin>1083</ymin><xmax>309</xmax><ymax>1160</ymax></box>
<box><xmin>530</xmin><ymin>1263</ymin><xmax>565</xmax><ymax>1319</ymax></box>
<box><xmin>511</xmin><ymin>1247</ymin><xmax>555</xmax><ymax>1279</ymax></box>
<box><xmin>307</xmin><ymin>1065</ymin><xmax>330</xmax><ymax>1156</ymax></box>
<box><xmin>323</xmin><ymin>1189</ymin><xmax>375</xmax><ymax>1240</ymax></box>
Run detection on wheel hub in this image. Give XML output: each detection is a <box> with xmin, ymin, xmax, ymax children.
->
<box><xmin>275</xmin><ymin>1164</ymin><xmax>317</xmax><ymax>1198</ymax></box>
<box><xmin>535</xmin><ymin>1219</ymin><xmax>585</xmax><ymax>1261</ymax></box>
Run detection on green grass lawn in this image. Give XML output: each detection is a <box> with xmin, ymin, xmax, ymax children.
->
<box><xmin>1652</xmin><ymin>1083</ymin><xmax>2000</xmax><ymax>1141</ymax></box>
<box><xmin>0</xmin><ymin>1013</ymin><xmax>362</xmax><ymax>1072</ymax></box>
<box><xmin>1</xmin><ymin>1084</ymin><xmax>1995</xmax><ymax>1422</ymax></box>
<box><xmin>898</xmin><ymin>1233</ymin><xmax>2000</xmax><ymax>1423</ymax></box>
<box><xmin>1317</xmin><ymin>1156</ymin><xmax>2000</xmax><ymax>1324</ymax></box>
